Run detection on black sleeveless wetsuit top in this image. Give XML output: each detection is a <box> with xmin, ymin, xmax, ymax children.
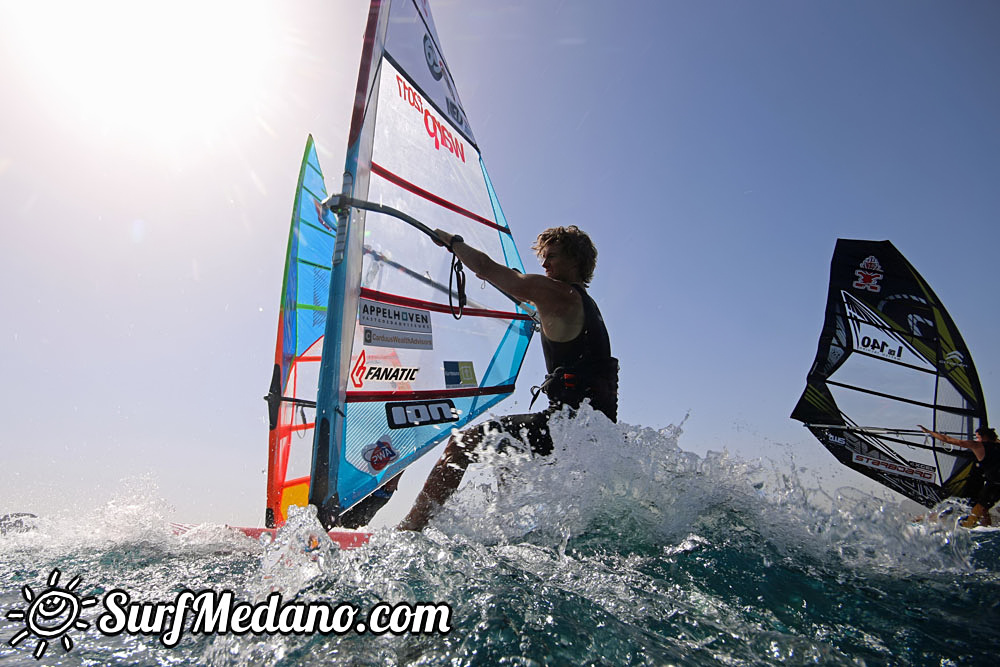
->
<box><xmin>540</xmin><ymin>284</ymin><xmax>619</xmax><ymax>422</ymax></box>
<box><xmin>976</xmin><ymin>440</ymin><xmax>1000</xmax><ymax>484</ymax></box>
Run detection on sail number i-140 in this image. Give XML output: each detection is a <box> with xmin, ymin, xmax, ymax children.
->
<box><xmin>860</xmin><ymin>336</ymin><xmax>903</xmax><ymax>359</ymax></box>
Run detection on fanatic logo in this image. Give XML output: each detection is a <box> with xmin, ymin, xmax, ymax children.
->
<box><xmin>351</xmin><ymin>350</ymin><xmax>368</xmax><ymax>388</ymax></box>
<box><xmin>351</xmin><ymin>350</ymin><xmax>420</xmax><ymax>389</ymax></box>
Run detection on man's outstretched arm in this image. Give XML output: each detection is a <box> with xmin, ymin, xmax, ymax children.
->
<box><xmin>434</xmin><ymin>229</ymin><xmax>575</xmax><ymax>315</ymax></box>
<box><xmin>919</xmin><ymin>425</ymin><xmax>984</xmax><ymax>459</ymax></box>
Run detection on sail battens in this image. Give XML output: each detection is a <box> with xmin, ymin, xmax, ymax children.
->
<box><xmin>832</xmin><ymin>348</ymin><xmax>943</xmax><ymax>376</ymax></box>
<box><xmin>371</xmin><ymin>161</ymin><xmax>508</xmax><ymax>233</ymax></box>
<box><xmin>298</xmin><ymin>220</ymin><xmax>335</xmax><ymax>236</ymax></box>
<box><xmin>297</xmin><ymin>258</ymin><xmax>333</xmax><ymax>272</ymax></box>
<box><xmin>842</xmin><ymin>315</ymin><xmax>937</xmax><ymax>345</ymax></box>
<box><xmin>347</xmin><ymin>384</ymin><xmax>515</xmax><ymax>403</ymax></box>
<box><xmin>360</xmin><ymin>287</ymin><xmax>532</xmax><ymax>321</ymax></box>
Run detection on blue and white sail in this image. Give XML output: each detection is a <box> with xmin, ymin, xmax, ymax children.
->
<box><xmin>308</xmin><ymin>0</ymin><xmax>535</xmax><ymax>526</ymax></box>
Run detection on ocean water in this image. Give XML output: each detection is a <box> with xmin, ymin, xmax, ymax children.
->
<box><xmin>3</xmin><ymin>409</ymin><xmax>999</xmax><ymax>666</ymax></box>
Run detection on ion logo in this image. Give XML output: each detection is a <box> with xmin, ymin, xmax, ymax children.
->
<box><xmin>386</xmin><ymin>400</ymin><xmax>458</xmax><ymax>430</ymax></box>
<box><xmin>363</xmin><ymin>436</ymin><xmax>397</xmax><ymax>472</ymax></box>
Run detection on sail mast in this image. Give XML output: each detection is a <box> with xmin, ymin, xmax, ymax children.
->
<box><xmin>309</xmin><ymin>0</ymin><xmax>391</xmax><ymax>526</ymax></box>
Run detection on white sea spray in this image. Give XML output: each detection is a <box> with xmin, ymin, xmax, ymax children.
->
<box><xmin>2</xmin><ymin>416</ymin><xmax>999</xmax><ymax>666</ymax></box>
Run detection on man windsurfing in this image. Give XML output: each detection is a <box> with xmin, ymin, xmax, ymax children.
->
<box><xmin>919</xmin><ymin>424</ymin><xmax>1000</xmax><ymax>527</ymax></box>
<box><xmin>394</xmin><ymin>225</ymin><xmax>619</xmax><ymax>531</ymax></box>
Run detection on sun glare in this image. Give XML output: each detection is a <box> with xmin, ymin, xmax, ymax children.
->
<box><xmin>4</xmin><ymin>0</ymin><xmax>281</xmax><ymax>157</ymax></box>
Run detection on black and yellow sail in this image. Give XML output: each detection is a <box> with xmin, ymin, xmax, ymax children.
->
<box><xmin>791</xmin><ymin>239</ymin><xmax>988</xmax><ymax>508</ymax></box>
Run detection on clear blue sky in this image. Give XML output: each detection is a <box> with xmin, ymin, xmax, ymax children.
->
<box><xmin>1</xmin><ymin>1</ymin><xmax>998</xmax><ymax>527</ymax></box>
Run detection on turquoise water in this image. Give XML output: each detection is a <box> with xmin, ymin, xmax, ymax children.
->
<box><xmin>3</xmin><ymin>411</ymin><xmax>999</xmax><ymax>666</ymax></box>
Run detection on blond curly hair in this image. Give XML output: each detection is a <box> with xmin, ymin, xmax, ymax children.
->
<box><xmin>531</xmin><ymin>226</ymin><xmax>598</xmax><ymax>286</ymax></box>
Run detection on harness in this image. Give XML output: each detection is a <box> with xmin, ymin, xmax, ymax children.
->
<box><xmin>529</xmin><ymin>357</ymin><xmax>619</xmax><ymax>420</ymax></box>
<box><xmin>530</xmin><ymin>283</ymin><xmax>618</xmax><ymax>421</ymax></box>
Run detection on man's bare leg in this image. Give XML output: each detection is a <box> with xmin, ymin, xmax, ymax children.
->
<box><xmin>961</xmin><ymin>503</ymin><xmax>991</xmax><ymax>528</ymax></box>
<box><xmin>398</xmin><ymin>434</ymin><xmax>474</xmax><ymax>531</ymax></box>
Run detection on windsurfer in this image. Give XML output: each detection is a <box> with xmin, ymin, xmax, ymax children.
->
<box><xmin>394</xmin><ymin>225</ymin><xmax>619</xmax><ymax>531</ymax></box>
<box><xmin>919</xmin><ymin>424</ymin><xmax>1000</xmax><ymax>527</ymax></box>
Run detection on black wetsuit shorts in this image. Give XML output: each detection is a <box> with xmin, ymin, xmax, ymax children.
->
<box><xmin>456</xmin><ymin>406</ymin><xmax>562</xmax><ymax>459</ymax></box>
<box><xmin>976</xmin><ymin>481</ymin><xmax>1000</xmax><ymax>510</ymax></box>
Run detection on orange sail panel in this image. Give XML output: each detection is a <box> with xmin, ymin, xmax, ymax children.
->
<box><xmin>265</xmin><ymin>135</ymin><xmax>338</xmax><ymax>528</ymax></box>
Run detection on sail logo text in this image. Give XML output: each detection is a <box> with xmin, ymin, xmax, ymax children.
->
<box><xmin>359</xmin><ymin>299</ymin><xmax>432</xmax><ymax>334</ymax></box>
<box><xmin>943</xmin><ymin>350</ymin><xmax>968</xmax><ymax>369</ymax></box>
<box><xmin>396</xmin><ymin>75</ymin><xmax>466</xmax><ymax>163</ymax></box>
<box><xmin>350</xmin><ymin>351</ymin><xmax>419</xmax><ymax>388</ymax></box>
<box><xmin>853</xmin><ymin>453</ymin><xmax>934</xmax><ymax>481</ymax></box>
<box><xmin>858</xmin><ymin>335</ymin><xmax>904</xmax><ymax>361</ymax></box>
<box><xmin>364</xmin><ymin>366</ymin><xmax>418</xmax><ymax>383</ymax></box>
<box><xmin>386</xmin><ymin>400</ymin><xmax>458</xmax><ymax>430</ymax></box>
